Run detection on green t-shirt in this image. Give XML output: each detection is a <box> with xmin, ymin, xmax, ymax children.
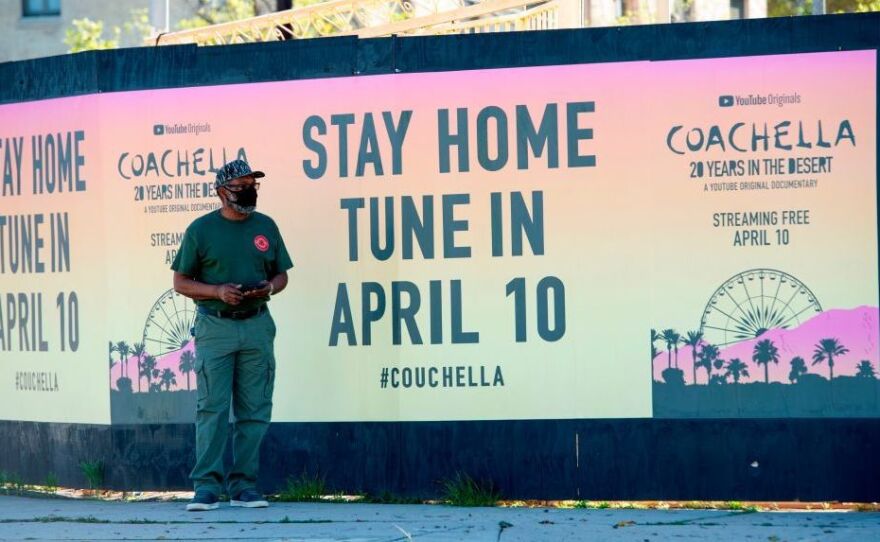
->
<box><xmin>171</xmin><ymin>210</ymin><xmax>293</xmax><ymax>312</ymax></box>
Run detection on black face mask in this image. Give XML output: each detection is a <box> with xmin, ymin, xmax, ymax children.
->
<box><xmin>227</xmin><ymin>185</ymin><xmax>258</xmax><ymax>214</ymax></box>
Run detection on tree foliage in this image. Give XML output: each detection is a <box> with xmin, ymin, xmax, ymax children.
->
<box><xmin>66</xmin><ymin>2</ymin><xmax>267</xmax><ymax>52</ymax></box>
<box><xmin>64</xmin><ymin>18</ymin><xmax>120</xmax><ymax>52</ymax></box>
<box><xmin>177</xmin><ymin>0</ymin><xmax>259</xmax><ymax>30</ymax></box>
<box><xmin>65</xmin><ymin>8</ymin><xmax>153</xmax><ymax>53</ymax></box>
<box><xmin>769</xmin><ymin>0</ymin><xmax>880</xmax><ymax>16</ymax></box>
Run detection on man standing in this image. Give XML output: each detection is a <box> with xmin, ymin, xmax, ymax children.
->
<box><xmin>172</xmin><ymin>159</ymin><xmax>293</xmax><ymax>511</ymax></box>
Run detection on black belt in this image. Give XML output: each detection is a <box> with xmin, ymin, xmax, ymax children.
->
<box><xmin>197</xmin><ymin>304</ymin><xmax>266</xmax><ymax>320</ymax></box>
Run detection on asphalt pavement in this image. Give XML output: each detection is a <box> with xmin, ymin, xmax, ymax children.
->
<box><xmin>0</xmin><ymin>495</ymin><xmax>877</xmax><ymax>541</ymax></box>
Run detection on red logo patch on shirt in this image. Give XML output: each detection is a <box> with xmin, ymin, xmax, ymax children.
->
<box><xmin>254</xmin><ymin>235</ymin><xmax>270</xmax><ymax>252</ymax></box>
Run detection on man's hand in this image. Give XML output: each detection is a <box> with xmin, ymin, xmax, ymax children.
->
<box><xmin>216</xmin><ymin>283</ymin><xmax>244</xmax><ymax>305</ymax></box>
<box><xmin>243</xmin><ymin>280</ymin><xmax>272</xmax><ymax>299</ymax></box>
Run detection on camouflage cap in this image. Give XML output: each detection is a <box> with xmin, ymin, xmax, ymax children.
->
<box><xmin>215</xmin><ymin>159</ymin><xmax>265</xmax><ymax>188</ymax></box>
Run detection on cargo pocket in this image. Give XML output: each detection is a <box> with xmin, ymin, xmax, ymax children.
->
<box><xmin>195</xmin><ymin>357</ymin><xmax>209</xmax><ymax>407</ymax></box>
<box><xmin>266</xmin><ymin>311</ymin><xmax>277</xmax><ymax>341</ymax></box>
<box><xmin>264</xmin><ymin>356</ymin><xmax>276</xmax><ymax>400</ymax></box>
<box><xmin>193</xmin><ymin>313</ymin><xmax>205</xmax><ymax>340</ymax></box>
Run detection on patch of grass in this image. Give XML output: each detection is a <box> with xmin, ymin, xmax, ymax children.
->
<box><xmin>275</xmin><ymin>515</ymin><xmax>332</xmax><ymax>524</ymax></box>
<box><xmin>275</xmin><ymin>472</ymin><xmax>327</xmax><ymax>502</ymax></box>
<box><xmin>723</xmin><ymin>501</ymin><xmax>758</xmax><ymax>512</ymax></box>
<box><xmin>79</xmin><ymin>460</ymin><xmax>104</xmax><ymax>490</ymax></box>
<box><xmin>361</xmin><ymin>491</ymin><xmax>423</xmax><ymax>505</ymax></box>
<box><xmin>573</xmin><ymin>500</ymin><xmax>614</xmax><ymax>509</ymax></box>
<box><xmin>573</xmin><ymin>501</ymin><xmax>766</xmax><ymax>512</ymax></box>
<box><xmin>1</xmin><ymin>517</ymin><xmax>334</xmax><ymax>525</ymax></box>
<box><xmin>440</xmin><ymin>472</ymin><xmax>500</xmax><ymax>507</ymax></box>
<box><xmin>44</xmin><ymin>473</ymin><xmax>59</xmax><ymax>493</ymax></box>
<box><xmin>31</xmin><ymin>516</ymin><xmax>110</xmax><ymax>524</ymax></box>
<box><xmin>562</xmin><ymin>501</ymin><xmax>648</xmax><ymax>510</ymax></box>
<box><xmin>1</xmin><ymin>472</ymin><xmax>26</xmax><ymax>495</ymax></box>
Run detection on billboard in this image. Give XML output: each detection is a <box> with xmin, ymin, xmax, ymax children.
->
<box><xmin>1</xmin><ymin>49</ymin><xmax>876</xmax><ymax>424</ymax></box>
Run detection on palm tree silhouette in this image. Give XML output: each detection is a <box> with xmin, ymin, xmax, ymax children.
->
<box><xmin>115</xmin><ymin>341</ymin><xmax>130</xmax><ymax>380</ymax></box>
<box><xmin>131</xmin><ymin>342</ymin><xmax>146</xmax><ymax>393</ymax></box>
<box><xmin>812</xmin><ymin>338</ymin><xmax>848</xmax><ymax>380</ymax></box>
<box><xmin>661</xmin><ymin>329</ymin><xmax>680</xmax><ymax>369</ymax></box>
<box><xmin>141</xmin><ymin>354</ymin><xmax>157</xmax><ymax>391</ymax></box>
<box><xmin>671</xmin><ymin>331</ymin><xmax>682</xmax><ymax>369</ymax></box>
<box><xmin>752</xmin><ymin>339</ymin><xmax>780</xmax><ymax>384</ymax></box>
<box><xmin>709</xmin><ymin>373</ymin><xmax>728</xmax><ymax>386</ymax></box>
<box><xmin>788</xmin><ymin>356</ymin><xmax>807</xmax><ymax>383</ymax></box>
<box><xmin>724</xmin><ymin>358</ymin><xmax>750</xmax><ymax>384</ymax></box>
<box><xmin>650</xmin><ymin>329</ymin><xmax>662</xmax><ymax>375</ymax></box>
<box><xmin>108</xmin><ymin>342</ymin><xmax>117</xmax><ymax>385</ymax></box>
<box><xmin>855</xmin><ymin>360</ymin><xmax>877</xmax><ymax>379</ymax></box>
<box><xmin>696</xmin><ymin>343</ymin><xmax>720</xmax><ymax>384</ymax></box>
<box><xmin>159</xmin><ymin>368</ymin><xmax>177</xmax><ymax>391</ymax></box>
<box><xmin>651</xmin><ymin>344</ymin><xmax>662</xmax><ymax>378</ymax></box>
<box><xmin>179</xmin><ymin>351</ymin><xmax>196</xmax><ymax>391</ymax></box>
<box><xmin>683</xmin><ymin>330</ymin><xmax>703</xmax><ymax>385</ymax></box>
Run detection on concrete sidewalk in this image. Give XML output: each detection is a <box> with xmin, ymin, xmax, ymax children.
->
<box><xmin>0</xmin><ymin>495</ymin><xmax>877</xmax><ymax>541</ymax></box>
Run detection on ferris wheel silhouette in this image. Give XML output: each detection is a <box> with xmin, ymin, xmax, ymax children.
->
<box><xmin>142</xmin><ymin>289</ymin><xmax>197</xmax><ymax>354</ymax></box>
<box><xmin>699</xmin><ymin>269</ymin><xmax>822</xmax><ymax>348</ymax></box>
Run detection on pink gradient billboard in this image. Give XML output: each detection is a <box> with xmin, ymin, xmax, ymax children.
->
<box><xmin>0</xmin><ymin>49</ymin><xmax>876</xmax><ymax>424</ymax></box>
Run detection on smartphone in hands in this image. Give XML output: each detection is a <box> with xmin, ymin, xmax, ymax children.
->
<box><xmin>239</xmin><ymin>282</ymin><xmax>263</xmax><ymax>294</ymax></box>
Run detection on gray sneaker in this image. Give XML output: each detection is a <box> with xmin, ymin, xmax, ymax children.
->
<box><xmin>230</xmin><ymin>488</ymin><xmax>269</xmax><ymax>508</ymax></box>
<box><xmin>186</xmin><ymin>490</ymin><xmax>220</xmax><ymax>511</ymax></box>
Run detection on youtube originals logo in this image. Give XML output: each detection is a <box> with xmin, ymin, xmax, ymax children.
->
<box><xmin>717</xmin><ymin>92</ymin><xmax>802</xmax><ymax>108</ymax></box>
<box><xmin>152</xmin><ymin>122</ymin><xmax>212</xmax><ymax>136</ymax></box>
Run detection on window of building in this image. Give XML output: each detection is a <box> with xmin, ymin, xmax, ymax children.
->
<box><xmin>22</xmin><ymin>0</ymin><xmax>61</xmax><ymax>17</ymax></box>
<box><xmin>730</xmin><ymin>0</ymin><xmax>746</xmax><ymax>19</ymax></box>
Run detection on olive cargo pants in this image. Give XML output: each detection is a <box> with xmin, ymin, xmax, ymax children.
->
<box><xmin>190</xmin><ymin>309</ymin><xmax>276</xmax><ymax>496</ymax></box>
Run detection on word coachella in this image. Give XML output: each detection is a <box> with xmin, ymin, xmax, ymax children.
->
<box><xmin>117</xmin><ymin>146</ymin><xmax>248</xmax><ymax>180</ymax></box>
<box><xmin>666</xmin><ymin>118</ymin><xmax>855</xmax><ymax>154</ymax></box>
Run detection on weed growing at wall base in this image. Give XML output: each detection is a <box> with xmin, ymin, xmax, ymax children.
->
<box><xmin>79</xmin><ymin>460</ymin><xmax>104</xmax><ymax>490</ymax></box>
<box><xmin>275</xmin><ymin>472</ymin><xmax>328</xmax><ymax>502</ymax></box>
<box><xmin>440</xmin><ymin>472</ymin><xmax>501</xmax><ymax>507</ymax></box>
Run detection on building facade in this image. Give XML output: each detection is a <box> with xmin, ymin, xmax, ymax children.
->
<box><xmin>586</xmin><ymin>0</ymin><xmax>767</xmax><ymax>26</ymax></box>
<box><xmin>0</xmin><ymin>0</ymin><xmax>769</xmax><ymax>64</ymax></box>
<box><xmin>0</xmin><ymin>0</ymin><xmax>201</xmax><ymax>63</ymax></box>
